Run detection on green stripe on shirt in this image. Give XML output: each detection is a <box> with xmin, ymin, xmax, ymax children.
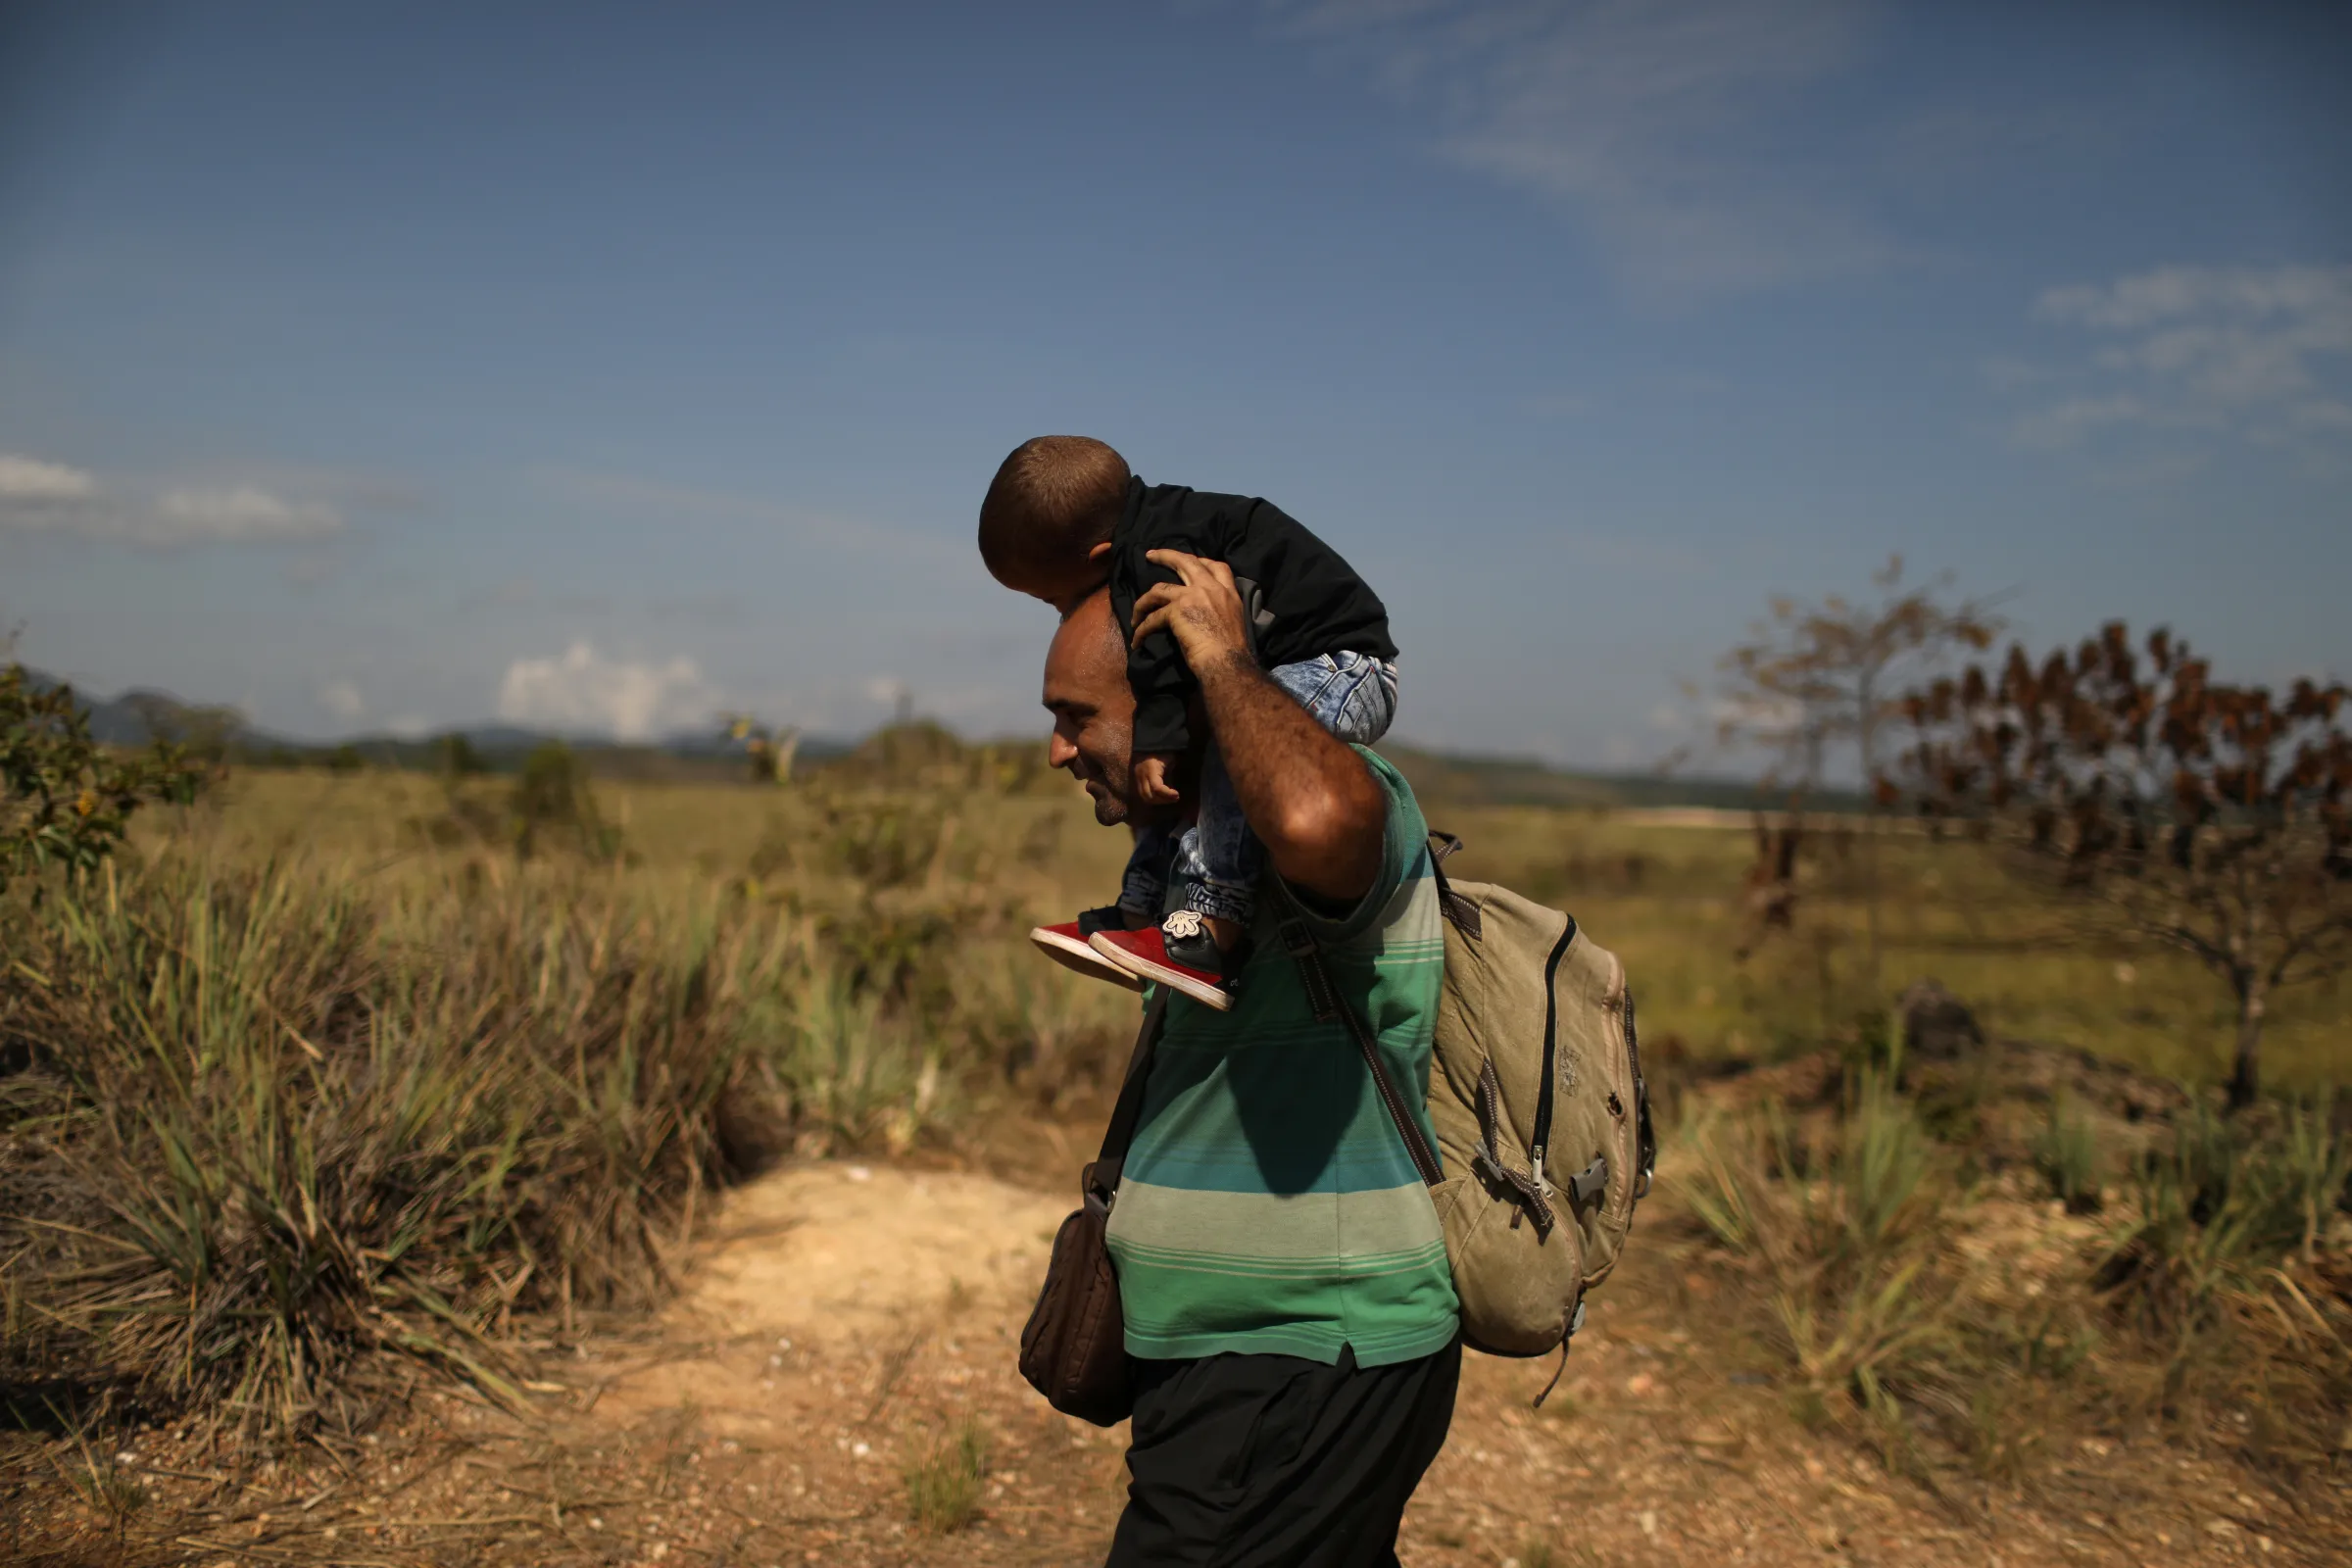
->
<box><xmin>1103</xmin><ymin>748</ymin><xmax>1459</xmax><ymax>1368</ymax></box>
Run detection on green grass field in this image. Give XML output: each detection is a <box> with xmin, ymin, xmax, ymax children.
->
<box><xmin>4</xmin><ymin>754</ymin><xmax>2345</xmax><ymax>1464</ymax></box>
<box><xmin>129</xmin><ymin>762</ymin><xmax>2352</xmax><ymax>1093</ymax></box>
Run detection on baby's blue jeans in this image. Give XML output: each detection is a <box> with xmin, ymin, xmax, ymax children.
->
<box><xmin>1118</xmin><ymin>652</ymin><xmax>1399</xmax><ymax>925</ymax></box>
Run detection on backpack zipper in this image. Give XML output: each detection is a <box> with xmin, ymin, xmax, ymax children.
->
<box><xmin>1527</xmin><ymin>915</ymin><xmax>1577</xmax><ymax>1197</ymax></box>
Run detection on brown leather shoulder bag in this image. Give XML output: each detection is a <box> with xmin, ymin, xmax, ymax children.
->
<box><xmin>1017</xmin><ymin>992</ymin><xmax>1167</xmax><ymax>1426</ymax></box>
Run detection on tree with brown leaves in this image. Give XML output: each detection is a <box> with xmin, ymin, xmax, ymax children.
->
<box><xmin>1711</xmin><ymin>558</ymin><xmax>2003</xmax><ymax>984</ymax></box>
<box><xmin>1896</xmin><ymin>622</ymin><xmax>2352</xmax><ymax>1108</ymax></box>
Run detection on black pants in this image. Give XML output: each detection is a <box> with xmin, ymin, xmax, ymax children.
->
<box><xmin>1104</xmin><ymin>1338</ymin><xmax>1461</xmax><ymax>1568</ymax></box>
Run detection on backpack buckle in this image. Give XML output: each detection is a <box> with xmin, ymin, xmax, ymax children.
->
<box><xmin>1567</xmin><ymin>1155</ymin><xmax>1609</xmax><ymax>1207</ymax></box>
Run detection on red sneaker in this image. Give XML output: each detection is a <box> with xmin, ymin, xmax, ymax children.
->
<box><xmin>1030</xmin><ymin>906</ymin><xmax>1146</xmax><ymax>991</ymax></box>
<box><xmin>1088</xmin><ymin>911</ymin><xmax>1241</xmax><ymax>1012</ymax></box>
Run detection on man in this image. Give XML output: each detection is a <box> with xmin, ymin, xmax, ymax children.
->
<box><xmin>1042</xmin><ymin>551</ymin><xmax>1459</xmax><ymax>1568</ymax></box>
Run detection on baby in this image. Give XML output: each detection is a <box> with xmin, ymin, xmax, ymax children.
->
<box><xmin>978</xmin><ymin>434</ymin><xmax>1398</xmax><ymax>1010</ymax></box>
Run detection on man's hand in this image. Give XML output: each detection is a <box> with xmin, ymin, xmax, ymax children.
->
<box><xmin>1129</xmin><ymin>550</ymin><xmax>1251</xmax><ymax>674</ymax></box>
<box><xmin>1132</xmin><ymin>553</ymin><xmax>1385</xmax><ymax>906</ymax></box>
<box><xmin>1133</xmin><ymin>752</ymin><xmax>1182</xmax><ymax>806</ymax></box>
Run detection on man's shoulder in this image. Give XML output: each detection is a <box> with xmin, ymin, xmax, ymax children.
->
<box><xmin>1277</xmin><ymin>746</ymin><xmax>1432</xmax><ymax>953</ymax></box>
<box><xmin>1358</xmin><ymin>746</ymin><xmax>1429</xmax><ymax>854</ymax></box>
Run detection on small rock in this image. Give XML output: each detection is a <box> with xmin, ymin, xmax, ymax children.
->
<box><xmin>1899</xmin><ymin>980</ymin><xmax>1984</xmax><ymax>1060</ymax></box>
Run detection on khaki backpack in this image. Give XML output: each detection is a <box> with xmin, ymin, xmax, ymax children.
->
<box><xmin>1279</xmin><ymin>835</ymin><xmax>1655</xmax><ymax>1383</ymax></box>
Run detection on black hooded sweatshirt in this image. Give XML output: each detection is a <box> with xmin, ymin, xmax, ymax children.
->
<box><xmin>1107</xmin><ymin>476</ymin><xmax>1396</xmax><ymax>757</ymax></box>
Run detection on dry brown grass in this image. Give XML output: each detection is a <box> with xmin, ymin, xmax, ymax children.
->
<box><xmin>2</xmin><ymin>756</ymin><xmax>2344</xmax><ymax>1519</ymax></box>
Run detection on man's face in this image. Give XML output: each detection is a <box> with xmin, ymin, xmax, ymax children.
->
<box><xmin>1044</xmin><ymin>590</ymin><xmax>1168</xmax><ymax>828</ymax></box>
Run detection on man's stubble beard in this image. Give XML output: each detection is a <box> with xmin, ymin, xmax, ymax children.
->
<box><xmin>1088</xmin><ymin>753</ymin><xmax>1135</xmax><ymax>827</ymax></box>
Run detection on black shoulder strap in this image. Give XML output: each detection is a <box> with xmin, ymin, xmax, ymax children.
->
<box><xmin>1096</xmin><ymin>991</ymin><xmax>1170</xmax><ymax>1165</ymax></box>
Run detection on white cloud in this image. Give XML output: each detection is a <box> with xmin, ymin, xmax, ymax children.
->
<box><xmin>0</xmin><ymin>455</ymin><xmax>97</xmax><ymax>503</ymax></box>
<box><xmin>496</xmin><ymin>640</ymin><xmax>715</xmax><ymax>742</ymax></box>
<box><xmin>318</xmin><ymin>678</ymin><xmax>367</xmax><ymax>725</ymax></box>
<box><xmin>0</xmin><ymin>453</ymin><xmax>347</xmax><ymax>546</ymax></box>
<box><xmin>2012</xmin><ymin>265</ymin><xmax>2352</xmax><ymax>455</ymax></box>
<box><xmin>1280</xmin><ymin>0</ymin><xmax>1886</xmax><ymax>302</ymax></box>
<box><xmin>154</xmin><ymin>486</ymin><xmax>341</xmax><ymax>543</ymax></box>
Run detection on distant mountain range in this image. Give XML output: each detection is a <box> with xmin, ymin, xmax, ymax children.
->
<box><xmin>21</xmin><ymin>667</ymin><xmax>1849</xmax><ymax>810</ymax></box>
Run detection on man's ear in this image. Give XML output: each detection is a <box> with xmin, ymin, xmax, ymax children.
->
<box><xmin>1087</xmin><ymin>540</ymin><xmax>1114</xmax><ymax>564</ymax></box>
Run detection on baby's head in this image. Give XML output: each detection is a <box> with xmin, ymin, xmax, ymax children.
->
<box><xmin>978</xmin><ymin>435</ymin><xmax>1130</xmax><ymax>609</ymax></box>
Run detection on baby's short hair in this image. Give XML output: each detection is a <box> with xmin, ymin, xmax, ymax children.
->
<box><xmin>977</xmin><ymin>435</ymin><xmax>1131</xmax><ymax>591</ymax></box>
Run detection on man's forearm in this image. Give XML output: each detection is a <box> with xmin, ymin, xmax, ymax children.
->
<box><xmin>1194</xmin><ymin>650</ymin><xmax>1384</xmax><ymax>903</ymax></box>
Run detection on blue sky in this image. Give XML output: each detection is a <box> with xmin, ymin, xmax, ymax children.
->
<box><xmin>2</xmin><ymin>1</ymin><xmax>2346</xmax><ymax>770</ymax></box>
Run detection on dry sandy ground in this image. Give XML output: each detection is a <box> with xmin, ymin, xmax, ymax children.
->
<box><xmin>11</xmin><ymin>1154</ymin><xmax>2345</xmax><ymax>1567</ymax></box>
<box><xmin>547</xmin><ymin>1159</ymin><xmax>2345</xmax><ymax>1567</ymax></box>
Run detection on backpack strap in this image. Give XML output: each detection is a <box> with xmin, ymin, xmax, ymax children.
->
<box><xmin>1419</xmin><ymin>835</ymin><xmax>1580</xmax><ymax>1237</ymax></box>
<box><xmin>1425</xmin><ymin>830</ymin><xmax>1483</xmax><ymax>938</ymax></box>
<box><xmin>1275</xmin><ymin>916</ymin><xmax>1446</xmax><ymax>1190</ymax></box>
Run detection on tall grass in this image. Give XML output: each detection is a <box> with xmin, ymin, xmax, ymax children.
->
<box><xmin>0</xmin><ymin>840</ymin><xmax>1038</xmax><ymax>1438</ymax></box>
<box><xmin>903</xmin><ymin>1415</ymin><xmax>990</xmax><ymax>1534</ymax></box>
<box><xmin>2094</xmin><ymin>1098</ymin><xmax>2352</xmax><ymax>1456</ymax></box>
<box><xmin>2033</xmin><ymin>1091</ymin><xmax>2104</xmax><ymax>1213</ymax></box>
<box><xmin>1684</xmin><ymin>1059</ymin><xmax>2352</xmax><ymax>1482</ymax></box>
<box><xmin>1683</xmin><ymin>1063</ymin><xmax>1958</xmax><ymax>1456</ymax></box>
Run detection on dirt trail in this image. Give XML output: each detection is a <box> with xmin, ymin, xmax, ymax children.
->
<box><xmin>564</xmin><ymin>1155</ymin><xmax>2340</xmax><ymax>1568</ymax></box>
<box><xmin>26</xmin><ymin>1150</ymin><xmax>2331</xmax><ymax>1566</ymax></box>
<box><xmin>596</xmin><ymin>1162</ymin><xmax>1070</xmax><ymax>1435</ymax></box>
<box><xmin>670</xmin><ymin>1163</ymin><xmax>1067</xmax><ymax>1355</ymax></box>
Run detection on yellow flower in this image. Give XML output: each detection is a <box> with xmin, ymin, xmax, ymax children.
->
<box><xmin>74</xmin><ymin>788</ymin><xmax>98</xmax><ymax>817</ymax></box>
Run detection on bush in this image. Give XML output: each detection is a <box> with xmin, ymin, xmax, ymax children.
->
<box><xmin>2070</xmin><ymin>1097</ymin><xmax>2352</xmax><ymax>1463</ymax></box>
<box><xmin>1682</xmin><ymin>1064</ymin><xmax>1957</xmax><ymax>1456</ymax></box>
<box><xmin>1</xmin><ymin>662</ymin><xmax>205</xmax><ymax>896</ymax></box>
<box><xmin>512</xmin><ymin>742</ymin><xmax>619</xmax><ymax>859</ymax></box>
<box><xmin>2101</xmin><ymin>1101</ymin><xmax>2348</xmax><ymax>1333</ymax></box>
<box><xmin>2033</xmin><ymin>1091</ymin><xmax>2104</xmax><ymax>1213</ymax></box>
<box><xmin>0</xmin><ymin>852</ymin><xmax>974</xmax><ymax>1437</ymax></box>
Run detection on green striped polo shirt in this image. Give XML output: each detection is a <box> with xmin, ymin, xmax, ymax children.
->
<box><xmin>1103</xmin><ymin>749</ymin><xmax>1459</xmax><ymax>1367</ymax></box>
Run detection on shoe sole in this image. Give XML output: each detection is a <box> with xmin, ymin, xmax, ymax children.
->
<box><xmin>1030</xmin><ymin>927</ymin><xmax>1145</xmax><ymax>992</ymax></box>
<box><xmin>1087</xmin><ymin>933</ymin><xmax>1235</xmax><ymax>1011</ymax></box>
